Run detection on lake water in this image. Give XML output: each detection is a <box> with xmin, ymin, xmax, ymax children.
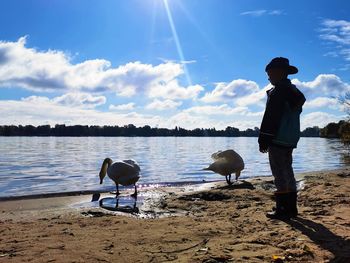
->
<box><xmin>0</xmin><ymin>137</ymin><xmax>348</xmax><ymax>198</ymax></box>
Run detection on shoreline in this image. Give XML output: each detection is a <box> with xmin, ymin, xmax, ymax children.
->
<box><xmin>0</xmin><ymin>166</ymin><xmax>346</xmax><ymax>202</ymax></box>
<box><xmin>0</xmin><ymin>173</ymin><xmax>308</xmax><ymax>216</ymax></box>
<box><xmin>1</xmin><ymin>168</ymin><xmax>349</xmax><ymax>262</ymax></box>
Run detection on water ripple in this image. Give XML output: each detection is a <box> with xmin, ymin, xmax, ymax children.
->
<box><xmin>0</xmin><ymin>137</ymin><xmax>347</xmax><ymax>197</ymax></box>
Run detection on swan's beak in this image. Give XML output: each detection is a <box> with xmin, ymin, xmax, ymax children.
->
<box><xmin>202</xmin><ymin>167</ymin><xmax>211</xmax><ymax>171</ymax></box>
<box><xmin>99</xmin><ymin>173</ymin><xmax>104</xmax><ymax>184</ymax></box>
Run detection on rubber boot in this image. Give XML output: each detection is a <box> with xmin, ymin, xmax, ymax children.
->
<box><xmin>287</xmin><ymin>192</ymin><xmax>298</xmax><ymax>218</ymax></box>
<box><xmin>266</xmin><ymin>193</ymin><xmax>290</xmax><ymax>220</ymax></box>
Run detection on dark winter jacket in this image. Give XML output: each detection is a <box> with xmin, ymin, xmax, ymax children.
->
<box><xmin>258</xmin><ymin>79</ymin><xmax>306</xmax><ymax>148</ymax></box>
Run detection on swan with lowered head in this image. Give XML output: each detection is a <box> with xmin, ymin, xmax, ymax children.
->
<box><xmin>203</xmin><ymin>149</ymin><xmax>244</xmax><ymax>185</ymax></box>
<box><xmin>99</xmin><ymin>158</ymin><xmax>141</xmax><ymax>197</ymax></box>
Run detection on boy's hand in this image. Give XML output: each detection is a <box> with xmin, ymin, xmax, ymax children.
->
<box><xmin>259</xmin><ymin>144</ymin><xmax>268</xmax><ymax>153</ymax></box>
<box><xmin>258</xmin><ymin>134</ymin><xmax>271</xmax><ymax>154</ymax></box>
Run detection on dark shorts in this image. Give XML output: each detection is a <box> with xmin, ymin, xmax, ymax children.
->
<box><xmin>268</xmin><ymin>145</ymin><xmax>297</xmax><ymax>192</ymax></box>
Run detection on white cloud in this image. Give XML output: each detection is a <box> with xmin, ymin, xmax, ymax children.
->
<box><xmin>0</xmin><ymin>94</ymin><xmax>264</xmax><ymax>130</ymax></box>
<box><xmin>323</xmin><ymin>51</ymin><xmax>338</xmax><ymax>58</ymax></box>
<box><xmin>0</xmin><ymin>97</ymin><xmax>162</xmax><ymax>127</ymax></box>
<box><xmin>183</xmin><ymin>104</ymin><xmax>263</xmax><ymax>117</ymax></box>
<box><xmin>164</xmin><ymin>111</ymin><xmax>261</xmax><ymax>130</ymax></box>
<box><xmin>320</xmin><ymin>19</ymin><xmax>350</xmax><ymax>45</ymax></box>
<box><xmin>241</xmin><ymin>10</ymin><xmax>267</xmax><ymax>16</ymax></box>
<box><xmin>301</xmin><ymin>112</ymin><xmax>345</xmax><ymax>130</ymax></box>
<box><xmin>235</xmin><ymin>84</ymin><xmax>271</xmax><ymax>107</ymax></box>
<box><xmin>0</xmin><ymin>37</ymin><xmax>202</xmax><ymax>100</ymax></box>
<box><xmin>21</xmin><ymin>93</ymin><xmax>106</xmax><ymax>109</ymax></box>
<box><xmin>149</xmin><ymin>82</ymin><xmax>204</xmax><ymax>100</ymax></box>
<box><xmin>200</xmin><ymin>75</ymin><xmax>349</xmax><ymax>109</ymax></box>
<box><xmin>292</xmin><ymin>74</ymin><xmax>350</xmax><ymax>100</ymax></box>
<box><xmin>109</xmin><ymin>103</ymin><xmax>135</xmax><ymax>111</ymax></box>
<box><xmin>340</xmin><ymin>48</ymin><xmax>350</xmax><ymax>61</ymax></box>
<box><xmin>0</xmin><ymin>92</ymin><xmax>345</xmax><ymax>131</ymax></box>
<box><xmin>339</xmin><ymin>64</ymin><xmax>350</xmax><ymax>71</ymax></box>
<box><xmin>200</xmin><ymin>79</ymin><xmax>260</xmax><ymax>103</ymax></box>
<box><xmin>303</xmin><ymin>97</ymin><xmax>339</xmax><ymax>110</ymax></box>
<box><xmin>145</xmin><ymin>99</ymin><xmax>182</xmax><ymax>110</ymax></box>
<box><xmin>199</xmin><ymin>74</ymin><xmax>349</xmax><ymax>114</ymax></box>
<box><xmin>0</xmin><ymin>36</ymin><xmax>348</xmax><ymax>131</ymax></box>
<box><xmin>240</xmin><ymin>9</ymin><xmax>283</xmax><ymax>17</ymax></box>
<box><xmin>268</xmin><ymin>10</ymin><xmax>283</xmax><ymax>15</ymax></box>
<box><xmin>185</xmin><ymin>104</ymin><xmax>243</xmax><ymax>115</ymax></box>
<box><xmin>52</xmin><ymin>92</ymin><xmax>106</xmax><ymax>108</ymax></box>
<box><xmin>320</xmin><ymin>19</ymin><xmax>350</xmax><ymax>63</ymax></box>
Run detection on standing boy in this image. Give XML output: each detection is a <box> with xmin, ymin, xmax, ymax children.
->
<box><xmin>259</xmin><ymin>57</ymin><xmax>306</xmax><ymax>220</ymax></box>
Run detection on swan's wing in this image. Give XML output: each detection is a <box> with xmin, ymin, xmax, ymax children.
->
<box><xmin>216</xmin><ymin>149</ymin><xmax>235</xmax><ymax>159</ymax></box>
<box><xmin>216</xmin><ymin>149</ymin><xmax>243</xmax><ymax>161</ymax></box>
<box><xmin>109</xmin><ymin>162</ymin><xmax>140</xmax><ymax>177</ymax></box>
<box><xmin>123</xmin><ymin>159</ymin><xmax>135</xmax><ymax>165</ymax></box>
<box><xmin>223</xmin><ymin>150</ymin><xmax>244</xmax><ymax>169</ymax></box>
<box><xmin>211</xmin><ymin>150</ymin><xmax>245</xmax><ymax>170</ymax></box>
<box><xmin>123</xmin><ymin>159</ymin><xmax>141</xmax><ymax>172</ymax></box>
<box><xmin>107</xmin><ymin>162</ymin><xmax>140</xmax><ymax>186</ymax></box>
<box><xmin>117</xmin><ymin>173</ymin><xmax>140</xmax><ymax>186</ymax></box>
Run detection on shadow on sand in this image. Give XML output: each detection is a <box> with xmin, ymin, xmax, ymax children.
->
<box><xmin>286</xmin><ymin>217</ymin><xmax>350</xmax><ymax>263</ymax></box>
<box><xmin>217</xmin><ymin>180</ymin><xmax>255</xmax><ymax>190</ymax></box>
<box><xmin>178</xmin><ymin>181</ymin><xmax>255</xmax><ymax>202</ymax></box>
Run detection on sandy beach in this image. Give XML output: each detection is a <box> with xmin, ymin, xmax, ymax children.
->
<box><xmin>1</xmin><ymin>169</ymin><xmax>349</xmax><ymax>263</ymax></box>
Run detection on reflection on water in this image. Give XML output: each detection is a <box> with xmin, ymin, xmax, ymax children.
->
<box><xmin>0</xmin><ymin>137</ymin><xmax>347</xmax><ymax>197</ymax></box>
<box><xmin>99</xmin><ymin>196</ymin><xmax>140</xmax><ymax>213</ymax></box>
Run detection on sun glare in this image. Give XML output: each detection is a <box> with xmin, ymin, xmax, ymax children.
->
<box><xmin>162</xmin><ymin>0</ymin><xmax>192</xmax><ymax>86</ymax></box>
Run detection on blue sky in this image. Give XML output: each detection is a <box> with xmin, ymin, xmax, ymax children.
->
<box><xmin>0</xmin><ymin>0</ymin><xmax>349</xmax><ymax>130</ymax></box>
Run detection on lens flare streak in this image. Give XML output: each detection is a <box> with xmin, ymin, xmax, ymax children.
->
<box><xmin>163</xmin><ymin>0</ymin><xmax>192</xmax><ymax>86</ymax></box>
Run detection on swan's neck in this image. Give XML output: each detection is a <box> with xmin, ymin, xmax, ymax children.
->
<box><xmin>99</xmin><ymin>158</ymin><xmax>113</xmax><ymax>184</ymax></box>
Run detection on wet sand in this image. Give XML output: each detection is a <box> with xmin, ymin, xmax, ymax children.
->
<box><xmin>0</xmin><ymin>169</ymin><xmax>349</xmax><ymax>262</ymax></box>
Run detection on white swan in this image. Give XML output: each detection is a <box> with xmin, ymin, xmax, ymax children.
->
<box><xmin>99</xmin><ymin>158</ymin><xmax>141</xmax><ymax>197</ymax></box>
<box><xmin>203</xmin><ymin>149</ymin><xmax>244</xmax><ymax>185</ymax></box>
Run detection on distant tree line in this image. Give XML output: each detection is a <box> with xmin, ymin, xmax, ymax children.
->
<box><xmin>336</xmin><ymin>94</ymin><xmax>350</xmax><ymax>145</ymax></box>
<box><xmin>320</xmin><ymin>120</ymin><xmax>350</xmax><ymax>144</ymax></box>
<box><xmin>300</xmin><ymin>126</ymin><xmax>320</xmax><ymax>137</ymax></box>
<box><xmin>0</xmin><ymin>124</ymin><xmax>320</xmax><ymax>137</ymax></box>
<box><xmin>0</xmin><ymin>124</ymin><xmax>258</xmax><ymax>137</ymax></box>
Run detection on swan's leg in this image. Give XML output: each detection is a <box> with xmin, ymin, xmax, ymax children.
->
<box><xmin>116</xmin><ymin>184</ymin><xmax>120</xmax><ymax>196</ymax></box>
<box><xmin>226</xmin><ymin>174</ymin><xmax>232</xmax><ymax>185</ymax></box>
<box><xmin>235</xmin><ymin>171</ymin><xmax>241</xmax><ymax>181</ymax></box>
<box><xmin>131</xmin><ymin>184</ymin><xmax>138</xmax><ymax>199</ymax></box>
<box><xmin>115</xmin><ymin>198</ymin><xmax>119</xmax><ymax>208</ymax></box>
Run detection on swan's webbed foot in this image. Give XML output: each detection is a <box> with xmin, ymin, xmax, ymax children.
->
<box><xmin>114</xmin><ymin>198</ymin><xmax>120</xmax><ymax>209</ymax></box>
<box><xmin>91</xmin><ymin>193</ymin><xmax>100</xmax><ymax>202</ymax></box>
